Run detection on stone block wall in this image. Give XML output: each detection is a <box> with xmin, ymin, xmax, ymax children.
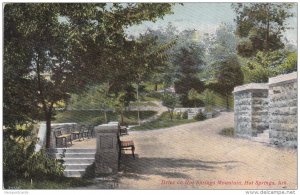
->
<box><xmin>251</xmin><ymin>90</ymin><xmax>269</xmax><ymax>134</ymax></box>
<box><xmin>268</xmin><ymin>72</ymin><xmax>297</xmax><ymax>148</ymax></box>
<box><xmin>94</xmin><ymin>124</ymin><xmax>119</xmax><ymax>175</ymax></box>
<box><xmin>233</xmin><ymin>84</ymin><xmax>269</xmax><ymax>137</ymax></box>
<box><xmin>233</xmin><ymin>72</ymin><xmax>297</xmax><ymax>148</ymax></box>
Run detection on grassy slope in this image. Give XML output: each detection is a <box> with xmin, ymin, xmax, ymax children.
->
<box><xmin>54</xmin><ymin>110</ymin><xmax>157</xmax><ymax>126</ymax></box>
<box><xmin>131</xmin><ymin>112</ymin><xmax>197</xmax><ymax>131</ymax></box>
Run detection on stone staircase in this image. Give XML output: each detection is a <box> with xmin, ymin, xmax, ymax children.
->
<box><xmin>51</xmin><ymin>148</ymin><xmax>96</xmax><ymax>177</ymax></box>
<box><xmin>252</xmin><ymin>130</ymin><xmax>270</xmax><ymax>144</ymax></box>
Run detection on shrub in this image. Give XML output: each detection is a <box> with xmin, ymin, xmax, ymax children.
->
<box><xmin>175</xmin><ymin>112</ymin><xmax>182</xmax><ymax>120</ymax></box>
<box><xmin>182</xmin><ymin>111</ymin><xmax>188</xmax><ymax>119</ymax></box>
<box><xmin>193</xmin><ymin>112</ymin><xmax>206</xmax><ymax>121</ymax></box>
<box><xmin>162</xmin><ymin>93</ymin><xmax>179</xmax><ymax>120</ymax></box>
<box><xmin>220</xmin><ymin>128</ymin><xmax>235</xmax><ymax>137</ymax></box>
<box><xmin>3</xmin><ymin>127</ymin><xmax>65</xmax><ymax>186</ymax></box>
<box><xmin>146</xmin><ymin>91</ymin><xmax>162</xmax><ymax>100</ymax></box>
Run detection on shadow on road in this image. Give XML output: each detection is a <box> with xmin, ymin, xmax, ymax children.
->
<box><xmin>118</xmin><ymin>154</ymin><xmax>240</xmax><ymax>181</ymax></box>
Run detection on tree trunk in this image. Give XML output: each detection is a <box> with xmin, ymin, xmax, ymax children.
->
<box><xmin>154</xmin><ymin>84</ymin><xmax>158</xmax><ymax>91</ymax></box>
<box><xmin>104</xmin><ymin>110</ymin><xmax>107</xmax><ymax>123</ymax></box>
<box><xmin>169</xmin><ymin>109</ymin><xmax>173</xmax><ymax>120</ymax></box>
<box><xmin>121</xmin><ymin>112</ymin><xmax>124</xmax><ymax>125</ymax></box>
<box><xmin>264</xmin><ymin>4</ymin><xmax>270</xmax><ymax>51</ymax></box>
<box><xmin>137</xmin><ymin>82</ymin><xmax>141</xmax><ymax>126</ymax></box>
<box><xmin>45</xmin><ymin>112</ymin><xmax>52</xmax><ymax>149</ymax></box>
<box><xmin>226</xmin><ymin>95</ymin><xmax>230</xmax><ymax>112</ymax></box>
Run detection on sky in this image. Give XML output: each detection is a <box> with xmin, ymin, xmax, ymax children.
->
<box><xmin>126</xmin><ymin>3</ymin><xmax>298</xmax><ymax>44</ymax></box>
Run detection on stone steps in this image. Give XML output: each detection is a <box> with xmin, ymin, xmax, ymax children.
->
<box><xmin>55</xmin><ymin>153</ymin><xmax>95</xmax><ymax>158</ymax></box>
<box><xmin>64</xmin><ymin>169</ymin><xmax>86</xmax><ymax>177</ymax></box>
<box><xmin>64</xmin><ymin>163</ymin><xmax>92</xmax><ymax>170</ymax></box>
<box><xmin>50</xmin><ymin>148</ymin><xmax>96</xmax><ymax>153</ymax></box>
<box><xmin>63</xmin><ymin>158</ymin><xmax>95</xmax><ymax>164</ymax></box>
<box><xmin>50</xmin><ymin>148</ymin><xmax>96</xmax><ymax>177</ymax></box>
<box><xmin>253</xmin><ymin>130</ymin><xmax>270</xmax><ymax>144</ymax></box>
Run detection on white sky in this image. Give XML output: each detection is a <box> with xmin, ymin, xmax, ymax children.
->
<box><xmin>126</xmin><ymin>3</ymin><xmax>298</xmax><ymax>44</ymax></box>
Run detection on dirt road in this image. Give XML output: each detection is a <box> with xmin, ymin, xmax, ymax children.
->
<box><xmin>71</xmin><ymin>112</ymin><xmax>297</xmax><ymax>190</ymax></box>
<box><xmin>118</xmin><ymin>112</ymin><xmax>297</xmax><ymax>189</ymax></box>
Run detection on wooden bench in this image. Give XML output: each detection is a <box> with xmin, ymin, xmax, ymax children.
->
<box><xmin>88</xmin><ymin>125</ymin><xmax>95</xmax><ymax>138</ymax></box>
<box><xmin>119</xmin><ymin>126</ymin><xmax>128</xmax><ymax>136</ymax></box>
<box><xmin>80</xmin><ymin>125</ymin><xmax>90</xmax><ymax>139</ymax></box>
<box><xmin>118</xmin><ymin>137</ymin><xmax>135</xmax><ymax>159</ymax></box>
<box><xmin>71</xmin><ymin>130</ymin><xmax>82</xmax><ymax>141</ymax></box>
<box><xmin>54</xmin><ymin>130</ymin><xmax>72</xmax><ymax>147</ymax></box>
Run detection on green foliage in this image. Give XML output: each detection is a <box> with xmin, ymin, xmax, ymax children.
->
<box><xmin>70</xmin><ymin>83</ymin><xmax>114</xmax><ymax>110</ymax></box>
<box><xmin>174</xmin><ymin>112</ymin><xmax>183</xmax><ymax>120</ymax></box>
<box><xmin>208</xmin><ymin>56</ymin><xmax>243</xmax><ymax>110</ymax></box>
<box><xmin>54</xmin><ymin>110</ymin><xmax>157</xmax><ymax>126</ymax></box>
<box><xmin>143</xmin><ymin>91</ymin><xmax>162</xmax><ymax>101</ymax></box>
<box><xmin>199</xmin><ymin>89</ymin><xmax>216</xmax><ymax>112</ymax></box>
<box><xmin>173</xmin><ymin>44</ymin><xmax>206</xmax><ymax>107</ymax></box>
<box><xmin>278</xmin><ymin>52</ymin><xmax>297</xmax><ymax>74</ymax></box>
<box><xmin>220</xmin><ymin>127</ymin><xmax>235</xmax><ymax>137</ymax></box>
<box><xmin>182</xmin><ymin>111</ymin><xmax>188</xmax><ymax>119</ymax></box>
<box><xmin>4</xmin><ymin>3</ymin><xmax>174</xmax><ymax>148</ymax></box>
<box><xmin>131</xmin><ymin>111</ymin><xmax>196</xmax><ymax>131</ymax></box>
<box><xmin>188</xmin><ymin>88</ymin><xmax>201</xmax><ymax>101</ymax></box>
<box><xmin>193</xmin><ymin>112</ymin><xmax>206</xmax><ymax>121</ymax></box>
<box><xmin>242</xmin><ymin>51</ymin><xmax>297</xmax><ymax>83</ymax></box>
<box><xmin>175</xmin><ymin>45</ymin><xmax>204</xmax><ymax>78</ymax></box>
<box><xmin>208</xmin><ymin>24</ymin><xmax>237</xmax><ymax>61</ymax></box>
<box><xmin>232</xmin><ymin>3</ymin><xmax>295</xmax><ymax>57</ymax></box>
<box><xmin>187</xmin><ymin>88</ymin><xmax>202</xmax><ymax>108</ymax></box>
<box><xmin>162</xmin><ymin>93</ymin><xmax>180</xmax><ymax>120</ymax></box>
<box><xmin>3</xmin><ymin>126</ymin><xmax>64</xmax><ymax>185</ymax></box>
<box><xmin>23</xmin><ymin>149</ymin><xmax>65</xmax><ymax>179</ymax></box>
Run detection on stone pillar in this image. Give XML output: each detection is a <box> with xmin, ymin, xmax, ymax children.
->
<box><xmin>94</xmin><ymin>124</ymin><xmax>119</xmax><ymax>175</ymax></box>
<box><xmin>233</xmin><ymin>83</ymin><xmax>269</xmax><ymax>137</ymax></box>
<box><xmin>268</xmin><ymin>72</ymin><xmax>297</xmax><ymax>148</ymax></box>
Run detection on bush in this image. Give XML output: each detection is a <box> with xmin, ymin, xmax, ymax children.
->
<box><xmin>193</xmin><ymin>112</ymin><xmax>206</xmax><ymax>121</ymax></box>
<box><xmin>3</xmin><ymin>127</ymin><xmax>65</xmax><ymax>186</ymax></box>
<box><xmin>182</xmin><ymin>111</ymin><xmax>188</xmax><ymax>119</ymax></box>
<box><xmin>146</xmin><ymin>91</ymin><xmax>162</xmax><ymax>100</ymax></box>
<box><xmin>220</xmin><ymin>128</ymin><xmax>235</xmax><ymax>137</ymax></box>
<box><xmin>175</xmin><ymin>112</ymin><xmax>182</xmax><ymax>120</ymax></box>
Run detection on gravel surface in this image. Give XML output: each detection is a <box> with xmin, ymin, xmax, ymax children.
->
<box><xmin>70</xmin><ymin>112</ymin><xmax>297</xmax><ymax>190</ymax></box>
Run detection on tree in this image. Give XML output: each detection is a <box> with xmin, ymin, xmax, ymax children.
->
<box><xmin>4</xmin><ymin>3</ymin><xmax>174</xmax><ymax>148</ymax></box>
<box><xmin>174</xmin><ymin>45</ymin><xmax>206</xmax><ymax>107</ymax></box>
<box><xmin>188</xmin><ymin>88</ymin><xmax>202</xmax><ymax>108</ymax></box>
<box><xmin>208</xmin><ymin>56</ymin><xmax>244</xmax><ymax>111</ymax></box>
<box><xmin>232</xmin><ymin>3</ymin><xmax>295</xmax><ymax>57</ymax></box>
<box><xmin>162</xmin><ymin>93</ymin><xmax>179</xmax><ymax>120</ymax></box>
<box><xmin>200</xmin><ymin>89</ymin><xmax>216</xmax><ymax>112</ymax></box>
<box><xmin>69</xmin><ymin>83</ymin><xmax>115</xmax><ymax>123</ymax></box>
<box><xmin>242</xmin><ymin>50</ymin><xmax>297</xmax><ymax>83</ymax></box>
<box><xmin>202</xmin><ymin>24</ymin><xmax>238</xmax><ymax>80</ymax></box>
<box><xmin>125</xmin><ymin>30</ymin><xmax>175</xmax><ymax>125</ymax></box>
<box><xmin>4</xmin><ymin>4</ymin><xmax>78</xmax><ymax>149</ymax></box>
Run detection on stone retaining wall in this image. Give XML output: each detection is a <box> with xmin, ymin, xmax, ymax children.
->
<box><xmin>233</xmin><ymin>83</ymin><xmax>269</xmax><ymax>137</ymax></box>
<box><xmin>268</xmin><ymin>72</ymin><xmax>297</xmax><ymax>148</ymax></box>
<box><xmin>233</xmin><ymin>72</ymin><xmax>297</xmax><ymax>148</ymax></box>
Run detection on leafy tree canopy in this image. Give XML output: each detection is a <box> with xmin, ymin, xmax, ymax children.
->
<box><xmin>4</xmin><ymin>3</ymin><xmax>174</xmax><ymax>148</ymax></box>
<box><xmin>232</xmin><ymin>3</ymin><xmax>295</xmax><ymax>57</ymax></box>
<box><xmin>242</xmin><ymin>50</ymin><xmax>297</xmax><ymax>83</ymax></box>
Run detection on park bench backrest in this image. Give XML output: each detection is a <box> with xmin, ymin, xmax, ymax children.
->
<box><xmin>54</xmin><ymin>130</ymin><xmax>62</xmax><ymax>137</ymax></box>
